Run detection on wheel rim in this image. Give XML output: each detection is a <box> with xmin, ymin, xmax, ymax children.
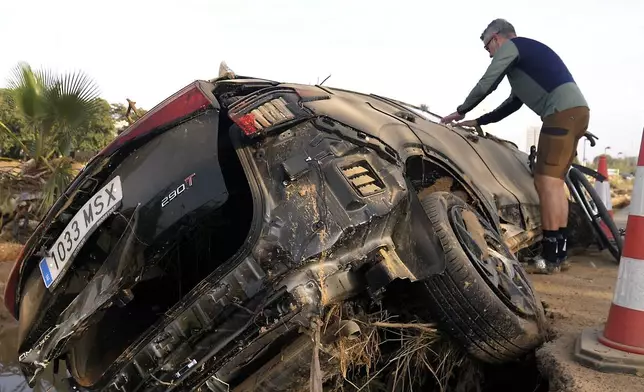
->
<box><xmin>449</xmin><ymin>206</ymin><xmax>537</xmax><ymax>318</ymax></box>
<box><xmin>580</xmin><ymin>186</ymin><xmax>619</xmax><ymax>247</ymax></box>
<box><xmin>579</xmin><ymin>187</ymin><xmax>600</xmax><ymax>216</ymax></box>
<box><xmin>572</xmin><ymin>175</ymin><xmax>622</xmax><ymax>259</ymax></box>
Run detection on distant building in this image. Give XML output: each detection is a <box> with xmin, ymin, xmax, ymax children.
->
<box><xmin>525</xmin><ymin>126</ymin><xmax>540</xmax><ymax>153</ymax></box>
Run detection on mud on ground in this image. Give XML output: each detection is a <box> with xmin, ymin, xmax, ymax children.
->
<box><xmin>532</xmin><ymin>249</ymin><xmax>644</xmax><ymax>392</ymax></box>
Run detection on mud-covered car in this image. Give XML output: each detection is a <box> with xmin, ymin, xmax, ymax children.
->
<box><xmin>5</xmin><ymin>64</ymin><xmax>560</xmax><ymax>391</ymax></box>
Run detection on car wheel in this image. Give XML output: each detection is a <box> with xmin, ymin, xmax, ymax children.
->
<box><xmin>417</xmin><ymin>191</ymin><xmax>546</xmax><ymax>364</ymax></box>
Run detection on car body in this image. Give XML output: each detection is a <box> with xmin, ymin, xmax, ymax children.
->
<box><xmin>5</xmin><ymin>66</ymin><xmax>548</xmax><ymax>391</ymax></box>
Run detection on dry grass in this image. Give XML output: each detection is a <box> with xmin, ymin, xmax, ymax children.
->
<box><xmin>0</xmin><ymin>242</ymin><xmax>22</xmax><ymax>263</ymax></box>
<box><xmin>609</xmin><ymin>177</ymin><xmax>633</xmax><ymax>210</ymax></box>
<box><xmin>613</xmin><ymin>195</ymin><xmax>631</xmax><ymax>210</ymax></box>
<box><xmin>323</xmin><ymin>308</ymin><xmax>480</xmax><ymax>392</ymax></box>
<box><xmin>609</xmin><ymin>176</ymin><xmax>634</xmax><ymax>192</ymax></box>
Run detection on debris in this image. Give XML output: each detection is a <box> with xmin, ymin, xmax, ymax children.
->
<box><xmin>370</xmin><ymin>321</ymin><xmax>436</xmax><ymax>334</ymax></box>
<box><xmin>322</xmin><ymin>307</ymin><xmax>479</xmax><ymax>392</ymax></box>
<box><xmin>462</xmin><ymin>209</ymin><xmax>489</xmax><ymax>259</ymax></box>
<box><xmin>418</xmin><ymin>177</ymin><xmax>454</xmax><ymax>198</ymax></box>
<box><xmin>310</xmin><ymin>320</ymin><xmax>324</xmax><ymax>392</ymax></box>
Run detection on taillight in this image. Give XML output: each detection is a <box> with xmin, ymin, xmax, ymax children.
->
<box><xmin>3</xmin><ymin>245</ymin><xmax>26</xmax><ymax>319</ymax></box>
<box><xmin>99</xmin><ymin>81</ymin><xmax>214</xmax><ymax>156</ymax></box>
<box><xmin>228</xmin><ymin>88</ymin><xmax>311</xmax><ymax>137</ymax></box>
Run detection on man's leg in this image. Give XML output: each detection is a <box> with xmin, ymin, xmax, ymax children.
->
<box><xmin>535</xmin><ymin>107</ymin><xmax>590</xmax><ymax>273</ymax></box>
<box><xmin>534</xmin><ymin>174</ymin><xmax>565</xmax><ymax>269</ymax></box>
<box><xmin>558</xmin><ymin>177</ymin><xmax>570</xmax><ymax>269</ymax></box>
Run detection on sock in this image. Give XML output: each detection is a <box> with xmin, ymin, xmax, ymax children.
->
<box><xmin>558</xmin><ymin>227</ymin><xmax>567</xmax><ymax>261</ymax></box>
<box><xmin>542</xmin><ymin>230</ymin><xmax>560</xmax><ymax>264</ymax></box>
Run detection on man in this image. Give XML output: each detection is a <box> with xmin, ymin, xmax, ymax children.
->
<box><xmin>440</xmin><ymin>19</ymin><xmax>590</xmax><ymax>273</ymax></box>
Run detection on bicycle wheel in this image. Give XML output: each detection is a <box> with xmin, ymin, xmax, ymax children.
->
<box><xmin>567</xmin><ymin>167</ymin><xmax>623</xmax><ymax>263</ymax></box>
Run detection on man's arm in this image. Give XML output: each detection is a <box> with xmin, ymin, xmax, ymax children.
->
<box><xmin>456</xmin><ymin>40</ymin><xmax>520</xmax><ymax>116</ymax></box>
<box><xmin>475</xmin><ymin>94</ymin><xmax>523</xmax><ymax>125</ymax></box>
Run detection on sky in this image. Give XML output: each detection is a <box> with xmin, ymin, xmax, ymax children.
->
<box><xmin>1</xmin><ymin>0</ymin><xmax>643</xmax><ymax>161</ymax></box>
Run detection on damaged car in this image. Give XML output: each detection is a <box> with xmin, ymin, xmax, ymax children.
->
<box><xmin>3</xmin><ymin>63</ymin><xmax>616</xmax><ymax>391</ymax></box>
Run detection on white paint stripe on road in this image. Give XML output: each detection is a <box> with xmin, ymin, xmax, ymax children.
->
<box><xmin>613</xmin><ymin>256</ymin><xmax>644</xmax><ymax>312</ymax></box>
<box><xmin>630</xmin><ymin>166</ymin><xmax>644</xmax><ymax>217</ymax></box>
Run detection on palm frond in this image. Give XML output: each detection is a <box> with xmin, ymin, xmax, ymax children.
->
<box><xmin>45</xmin><ymin>69</ymin><xmax>102</xmax><ymax>132</ymax></box>
<box><xmin>6</xmin><ymin>62</ymin><xmax>47</xmax><ymax>121</ymax></box>
<box><xmin>0</xmin><ymin>120</ymin><xmax>29</xmax><ymax>152</ymax></box>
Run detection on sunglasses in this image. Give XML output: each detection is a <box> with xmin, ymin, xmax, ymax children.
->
<box><xmin>484</xmin><ymin>35</ymin><xmax>496</xmax><ymax>52</ymax></box>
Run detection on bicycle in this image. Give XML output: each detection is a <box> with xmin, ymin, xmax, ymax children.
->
<box><xmin>526</xmin><ymin>130</ymin><xmax>623</xmax><ymax>263</ymax></box>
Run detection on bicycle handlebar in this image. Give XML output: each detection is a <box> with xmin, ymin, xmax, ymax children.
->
<box><xmin>583</xmin><ymin>131</ymin><xmax>598</xmax><ymax>147</ymax></box>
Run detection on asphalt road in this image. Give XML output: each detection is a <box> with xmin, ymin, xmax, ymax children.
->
<box><xmin>614</xmin><ymin>206</ymin><xmax>628</xmax><ymax>230</ymax></box>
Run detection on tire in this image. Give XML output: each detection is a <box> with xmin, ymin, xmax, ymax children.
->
<box><xmin>417</xmin><ymin>191</ymin><xmax>546</xmax><ymax>364</ymax></box>
<box><xmin>567</xmin><ymin>167</ymin><xmax>623</xmax><ymax>263</ymax></box>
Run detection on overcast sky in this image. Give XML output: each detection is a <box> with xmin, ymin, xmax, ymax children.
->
<box><xmin>1</xmin><ymin>0</ymin><xmax>642</xmax><ymax>160</ymax></box>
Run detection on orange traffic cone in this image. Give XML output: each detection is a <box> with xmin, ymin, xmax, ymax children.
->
<box><xmin>574</xmin><ymin>129</ymin><xmax>644</xmax><ymax>374</ymax></box>
<box><xmin>595</xmin><ymin>155</ymin><xmax>615</xmax><ymax>240</ymax></box>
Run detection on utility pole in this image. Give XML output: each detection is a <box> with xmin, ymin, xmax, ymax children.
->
<box><xmin>583</xmin><ymin>139</ymin><xmax>587</xmax><ymax>164</ymax></box>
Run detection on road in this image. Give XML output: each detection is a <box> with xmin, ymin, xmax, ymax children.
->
<box><xmin>614</xmin><ymin>206</ymin><xmax>628</xmax><ymax>230</ymax></box>
<box><xmin>532</xmin><ymin>248</ymin><xmax>644</xmax><ymax>392</ymax></box>
<box><xmin>529</xmin><ymin>205</ymin><xmax>639</xmax><ymax>392</ymax></box>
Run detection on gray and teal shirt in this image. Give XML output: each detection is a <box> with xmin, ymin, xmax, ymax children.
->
<box><xmin>456</xmin><ymin>37</ymin><xmax>588</xmax><ymax>125</ymax></box>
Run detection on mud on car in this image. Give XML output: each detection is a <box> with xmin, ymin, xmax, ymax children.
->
<box><xmin>5</xmin><ymin>64</ymin><xmax>552</xmax><ymax>391</ymax></box>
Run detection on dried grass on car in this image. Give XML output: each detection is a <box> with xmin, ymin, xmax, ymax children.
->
<box><xmin>321</xmin><ymin>307</ymin><xmax>482</xmax><ymax>392</ymax></box>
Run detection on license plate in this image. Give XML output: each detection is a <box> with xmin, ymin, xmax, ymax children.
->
<box><xmin>40</xmin><ymin>176</ymin><xmax>123</xmax><ymax>290</ymax></box>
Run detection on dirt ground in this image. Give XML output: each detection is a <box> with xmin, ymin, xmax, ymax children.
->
<box><xmin>532</xmin><ymin>248</ymin><xmax>644</xmax><ymax>392</ymax></box>
<box><xmin>0</xmin><ymin>245</ymin><xmax>22</xmax><ymax>386</ymax></box>
<box><xmin>0</xmin><ymin>243</ymin><xmax>22</xmax><ymax>338</ymax></box>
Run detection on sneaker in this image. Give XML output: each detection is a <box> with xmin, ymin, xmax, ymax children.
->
<box><xmin>559</xmin><ymin>258</ymin><xmax>571</xmax><ymax>271</ymax></box>
<box><xmin>523</xmin><ymin>257</ymin><xmax>549</xmax><ymax>274</ymax></box>
<box><xmin>546</xmin><ymin>262</ymin><xmax>561</xmax><ymax>274</ymax></box>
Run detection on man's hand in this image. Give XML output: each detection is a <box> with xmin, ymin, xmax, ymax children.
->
<box><xmin>440</xmin><ymin>111</ymin><xmax>465</xmax><ymax>124</ymax></box>
<box><xmin>455</xmin><ymin>119</ymin><xmax>478</xmax><ymax>128</ymax></box>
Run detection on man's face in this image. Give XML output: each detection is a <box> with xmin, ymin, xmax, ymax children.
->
<box><xmin>483</xmin><ymin>34</ymin><xmax>500</xmax><ymax>58</ymax></box>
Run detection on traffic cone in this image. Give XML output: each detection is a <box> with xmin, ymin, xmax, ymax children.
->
<box><xmin>594</xmin><ymin>155</ymin><xmax>615</xmax><ymax>240</ymax></box>
<box><xmin>574</xmin><ymin>129</ymin><xmax>644</xmax><ymax>375</ymax></box>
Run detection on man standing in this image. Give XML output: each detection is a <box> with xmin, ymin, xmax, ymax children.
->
<box><xmin>440</xmin><ymin>19</ymin><xmax>590</xmax><ymax>273</ymax></box>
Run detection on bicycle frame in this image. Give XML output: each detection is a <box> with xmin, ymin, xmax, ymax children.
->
<box><xmin>565</xmin><ymin>168</ymin><xmax>596</xmax><ymax>224</ymax></box>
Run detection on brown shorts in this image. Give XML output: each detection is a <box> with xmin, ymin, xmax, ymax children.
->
<box><xmin>535</xmin><ymin>106</ymin><xmax>590</xmax><ymax>179</ymax></box>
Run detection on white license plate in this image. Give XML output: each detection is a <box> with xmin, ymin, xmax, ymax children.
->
<box><xmin>39</xmin><ymin>176</ymin><xmax>123</xmax><ymax>290</ymax></box>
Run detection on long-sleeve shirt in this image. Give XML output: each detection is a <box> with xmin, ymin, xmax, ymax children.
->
<box><xmin>456</xmin><ymin>37</ymin><xmax>588</xmax><ymax>126</ymax></box>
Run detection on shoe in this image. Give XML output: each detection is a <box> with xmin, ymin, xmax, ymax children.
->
<box><xmin>546</xmin><ymin>262</ymin><xmax>561</xmax><ymax>274</ymax></box>
<box><xmin>559</xmin><ymin>258</ymin><xmax>571</xmax><ymax>271</ymax></box>
<box><xmin>524</xmin><ymin>257</ymin><xmax>550</xmax><ymax>274</ymax></box>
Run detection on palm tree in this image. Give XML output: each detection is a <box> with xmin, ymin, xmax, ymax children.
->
<box><xmin>0</xmin><ymin>62</ymin><xmax>101</xmax><ymax>166</ymax></box>
<box><xmin>0</xmin><ymin>62</ymin><xmax>101</xmax><ymax>214</ymax></box>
